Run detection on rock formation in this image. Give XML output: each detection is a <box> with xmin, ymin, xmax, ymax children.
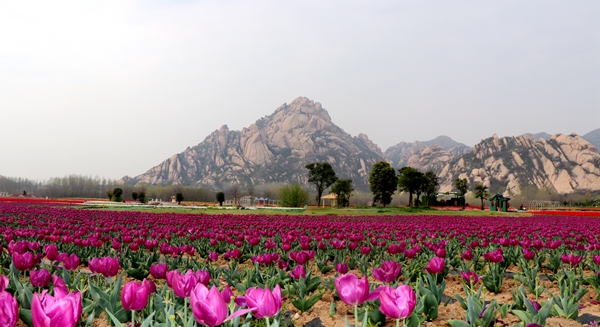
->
<box><xmin>407</xmin><ymin>133</ymin><xmax>600</xmax><ymax>196</ymax></box>
<box><xmin>384</xmin><ymin>136</ymin><xmax>471</xmax><ymax>168</ymax></box>
<box><xmin>127</xmin><ymin>97</ymin><xmax>385</xmax><ymax>191</ymax></box>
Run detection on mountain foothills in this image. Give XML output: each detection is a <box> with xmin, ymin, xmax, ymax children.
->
<box><xmin>125</xmin><ymin>97</ymin><xmax>600</xmax><ymax>196</ymax></box>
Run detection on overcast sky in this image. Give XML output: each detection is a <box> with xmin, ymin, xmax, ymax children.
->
<box><xmin>1</xmin><ymin>1</ymin><xmax>598</xmax><ymax>181</ymax></box>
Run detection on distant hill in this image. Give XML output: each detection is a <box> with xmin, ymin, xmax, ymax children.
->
<box><xmin>582</xmin><ymin>128</ymin><xmax>600</xmax><ymax>150</ymax></box>
<box><xmin>383</xmin><ymin>136</ymin><xmax>471</xmax><ymax>168</ymax></box>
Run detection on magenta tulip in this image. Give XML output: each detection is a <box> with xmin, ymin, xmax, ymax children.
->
<box><xmin>190</xmin><ymin>284</ymin><xmax>228</xmax><ymax>326</ymax></box>
<box><xmin>143</xmin><ymin>279</ymin><xmax>157</xmax><ymax>294</ymax></box>
<box><xmin>424</xmin><ymin>257</ymin><xmax>445</xmax><ymax>275</ymax></box>
<box><xmin>52</xmin><ymin>275</ymin><xmax>68</xmax><ymax>298</ymax></box>
<box><xmin>168</xmin><ymin>269</ymin><xmax>199</xmax><ymax>298</ymax></box>
<box><xmin>12</xmin><ymin>251</ymin><xmax>35</xmax><ymax>271</ymax></box>
<box><xmin>335</xmin><ymin>274</ymin><xmax>378</xmax><ymax>306</ymax></box>
<box><xmin>289</xmin><ymin>265</ymin><xmax>306</xmax><ymax>280</ymax></box>
<box><xmin>0</xmin><ymin>276</ymin><xmax>8</xmax><ymax>292</ymax></box>
<box><xmin>150</xmin><ymin>263</ymin><xmax>168</xmax><ymax>280</ymax></box>
<box><xmin>121</xmin><ymin>280</ymin><xmax>149</xmax><ymax>311</ymax></box>
<box><xmin>335</xmin><ymin>263</ymin><xmax>349</xmax><ymax>274</ymax></box>
<box><xmin>208</xmin><ymin>252</ymin><xmax>219</xmax><ymax>262</ymax></box>
<box><xmin>483</xmin><ymin>250</ymin><xmax>503</xmax><ymax>263</ymax></box>
<box><xmin>379</xmin><ymin>285</ymin><xmax>416</xmax><ymax>319</ymax></box>
<box><xmin>61</xmin><ymin>254</ymin><xmax>80</xmax><ymax>271</ymax></box>
<box><xmin>195</xmin><ymin>270</ymin><xmax>211</xmax><ymax>286</ymax></box>
<box><xmin>31</xmin><ymin>289</ymin><xmax>82</xmax><ymax>327</ymax></box>
<box><xmin>30</xmin><ymin>268</ymin><xmax>51</xmax><ymax>288</ymax></box>
<box><xmin>523</xmin><ymin>248</ymin><xmax>535</xmax><ymax>260</ymax></box>
<box><xmin>462</xmin><ymin>250</ymin><xmax>474</xmax><ymax>261</ymax></box>
<box><xmin>593</xmin><ymin>255</ymin><xmax>600</xmax><ymax>265</ymax></box>
<box><xmin>460</xmin><ymin>271</ymin><xmax>484</xmax><ymax>284</ymax></box>
<box><xmin>0</xmin><ymin>290</ymin><xmax>18</xmax><ymax>327</ymax></box>
<box><xmin>221</xmin><ymin>285</ymin><xmax>234</xmax><ymax>304</ymax></box>
<box><xmin>44</xmin><ymin>244</ymin><xmax>58</xmax><ymax>261</ymax></box>
<box><xmin>372</xmin><ymin>261</ymin><xmax>402</xmax><ymax>283</ymax></box>
<box><xmin>561</xmin><ymin>253</ymin><xmax>583</xmax><ymax>266</ymax></box>
<box><xmin>245</xmin><ymin>285</ymin><xmax>282</xmax><ymax>319</ymax></box>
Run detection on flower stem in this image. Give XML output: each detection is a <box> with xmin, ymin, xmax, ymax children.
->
<box><xmin>266</xmin><ymin>317</ymin><xmax>271</xmax><ymax>327</ymax></box>
<box><xmin>354</xmin><ymin>305</ymin><xmax>359</xmax><ymax>327</ymax></box>
<box><xmin>132</xmin><ymin>310</ymin><xmax>135</xmax><ymax>327</ymax></box>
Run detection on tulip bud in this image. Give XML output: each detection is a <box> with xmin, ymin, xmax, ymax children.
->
<box><xmin>335</xmin><ymin>263</ymin><xmax>348</xmax><ymax>274</ymax></box>
<box><xmin>245</xmin><ymin>285</ymin><xmax>282</xmax><ymax>319</ymax></box>
<box><xmin>379</xmin><ymin>285</ymin><xmax>416</xmax><ymax>319</ymax></box>
<box><xmin>44</xmin><ymin>244</ymin><xmax>59</xmax><ymax>261</ymax></box>
<box><xmin>289</xmin><ymin>265</ymin><xmax>306</xmax><ymax>280</ymax></box>
<box><xmin>190</xmin><ymin>284</ymin><xmax>228</xmax><ymax>326</ymax></box>
<box><xmin>150</xmin><ymin>263</ymin><xmax>168</xmax><ymax>280</ymax></box>
<box><xmin>424</xmin><ymin>257</ymin><xmax>445</xmax><ymax>275</ymax></box>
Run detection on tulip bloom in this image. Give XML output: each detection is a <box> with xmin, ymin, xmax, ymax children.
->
<box><xmin>208</xmin><ymin>252</ymin><xmax>219</xmax><ymax>262</ymax></box>
<box><xmin>121</xmin><ymin>280</ymin><xmax>149</xmax><ymax>311</ymax></box>
<box><xmin>522</xmin><ymin>248</ymin><xmax>535</xmax><ymax>260</ymax></box>
<box><xmin>190</xmin><ymin>284</ymin><xmax>228</xmax><ymax>326</ymax></box>
<box><xmin>168</xmin><ymin>270</ymin><xmax>199</xmax><ymax>298</ymax></box>
<box><xmin>150</xmin><ymin>263</ymin><xmax>168</xmax><ymax>280</ymax></box>
<box><xmin>0</xmin><ymin>276</ymin><xmax>9</xmax><ymax>292</ymax></box>
<box><xmin>424</xmin><ymin>257</ymin><xmax>445</xmax><ymax>275</ymax></box>
<box><xmin>462</xmin><ymin>250</ymin><xmax>473</xmax><ymax>261</ymax></box>
<box><xmin>372</xmin><ymin>261</ymin><xmax>402</xmax><ymax>283</ymax></box>
<box><xmin>44</xmin><ymin>244</ymin><xmax>59</xmax><ymax>261</ymax></box>
<box><xmin>245</xmin><ymin>285</ymin><xmax>282</xmax><ymax>319</ymax></box>
<box><xmin>61</xmin><ymin>254</ymin><xmax>80</xmax><ymax>271</ymax></box>
<box><xmin>89</xmin><ymin>257</ymin><xmax>120</xmax><ymax>277</ymax></box>
<box><xmin>483</xmin><ymin>251</ymin><xmax>503</xmax><ymax>263</ymax></box>
<box><xmin>0</xmin><ymin>290</ymin><xmax>18</xmax><ymax>327</ymax></box>
<box><xmin>195</xmin><ymin>270</ymin><xmax>211</xmax><ymax>286</ymax></box>
<box><xmin>30</xmin><ymin>268</ymin><xmax>52</xmax><ymax>288</ymax></box>
<box><xmin>379</xmin><ymin>285</ymin><xmax>416</xmax><ymax>319</ymax></box>
<box><xmin>335</xmin><ymin>274</ymin><xmax>378</xmax><ymax>306</ymax></box>
<box><xmin>31</xmin><ymin>289</ymin><xmax>82</xmax><ymax>327</ymax></box>
<box><xmin>561</xmin><ymin>253</ymin><xmax>583</xmax><ymax>266</ymax></box>
<box><xmin>460</xmin><ymin>271</ymin><xmax>484</xmax><ymax>285</ymax></box>
<box><xmin>289</xmin><ymin>265</ymin><xmax>306</xmax><ymax>280</ymax></box>
<box><xmin>335</xmin><ymin>263</ymin><xmax>348</xmax><ymax>274</ymax></box>
<box><xmin>12</xmin><ymin>251</ymin><xmax>35</xmax><ymax>271</ymax></box>
<box><xmin>143</xmin><ymin>279</ymin><xmax>157</xmax><ymax>294</ymax></box>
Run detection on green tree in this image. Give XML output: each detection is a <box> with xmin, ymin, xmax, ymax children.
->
<box><xmin>397</xmin><ymin>167</ymin><xmax>426</xmax><ymax>207</ymax></box>
<box><xmin>369</xmin><ymin>161</ymin><xmax>397</xmax><ymax>207</ymax></box>
<box><xmin>474</xmin><ymin>184</ymin><xmax>489</xmax><ymax>210</ymax></box>
<box><xmin>305</xmin><ymin>162</ymin><xmax>338</xmax><ymax>206</ymax></box>
<box><xmin>175</xmin><ymin>192</ymin><xmax>184</xmax><ymax>205</ymax></box>
<box><xmin>105</xmin><ymin>190</ymin><xmax>113</xmax><ymax>201</ymax></box>
<box><xmin>423</xmin><ymin>171</ymin><xmax>439</xmax><ymax>207</ymax></box>
<box><xmin>278</xmin><ymin>184</ymin><xmax>309</xmax><ymax>207</ymax></box>
<box><xmin>137</xmin><ymin>191</ymin><xmax>146</xmax><ymax>204</ymax></box>
<box><xmin>331</xmin><ymin>179</ymin><xmax>354</xmax><ymax>208</ymax></box>
<box><xmin>131</xmin><ymin>192</ymin><xmax>138</xmax><ymax>201</ymax></box>
<box><xmin>216</xmin><ymin>191</ymin><xmax>225</xmax><ymax>206</ymax></box>
<box><xmin>454</xmin><ymin>178</ymin><xmax>468</xmax><ymax>209</ymax></box>
<box><xmin>111</xmin><ymin>187</ymin><xmax>124</xmax><ymax>202</ymax></box>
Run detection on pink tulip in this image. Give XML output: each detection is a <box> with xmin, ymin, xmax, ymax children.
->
<box><xmin>190</xmin><ymin>284</ymin><xmax>228</xmax><ymax>326</ymax></box>
<box><xmin>208</xmin><ymin>252</ymin><xmax>219</xmax><ymax>262</ymax></box>
<box><xmin>435</xmin><ymin>248</ymin><xmax>446</xmax><ymax>258</ymax></box>
<box><xmin>0</xmin><ymin>276</ymin><xmax>9</xmax><ymax>292</ymax></box>
<box><xmin>245</xmin><ymin>285</ymin><xmax>282</xmax><ymax>319</ymax></box>
<box><xmin>195</xmin><ymin>270</ymin><xmax>211</xmax><ymax>286</ymax></box>
<box><xmin>372</xmin><ymin>261</ymin><xmax>402</xmax><ymax>283</ymax></box>
<box><xmin>335</xmin><ymin>274</ymin><xmax>378</xmax><ymax>306</ymax></box>
<box><xmin>221</xmin><ymin>285</ymin><xmax>234</xmax><ymax>304</ymax></box>
<box><xmin>460</xmin><ymin>271</ymin><xmax>484</xmax><ymax>284</ymax></box>
<box><xmin>289</xmin><ymin>265</ymin><xmax>306</xmax><ymax>280</ymax></box>
<box><xmin>483</xmin><ymin>250</ymin><xmax>503</xmax><ymax>263</ymax></box>
<box><xmin>462</xmin><ymin>250</ymin><xmax>474</xmax><ymax>260</ymax></box>
<box><xmin>379</xmin><ymin>285</ymin><xmax>416</xmax><ymax>319</ymax></box>
<box><xmin>522</xmin><ymin>248</ymin><xmax>535</xmax><ymax>260</ymax></box>
<box><xmin>43</xmin><ymin>244</ymin><xmax>58</xmax><ymax>261</ymax></box>
<box><xmin>61</xmin><ymin>254</ymin><xmax>80</xmax><ymax>271</ymax></box>
<box><xmin>121</xmin><ymin>280</ymin><xmax>149</xmax><ymax>311</ymax></box>
<box><xmin>31</xmin><ymin>289</ymin><xmax>82</xmax><ymax>327</ymax></box>
<box><xmin>89</xmin><ymin>257</ymin><xmax>119</xmax><ymax>277</ymax></box>
<box><xmin>561</xmin><ymin>253</ymin><xmax>583</xmax><ymax>266</ymax></box>
<box><xmin>143</xmin><ymin>279</ymin><xmax>157</xmax><ymax>294</ymax></box>
<box><xmin>30</xmin><ymin>268</ymin><xmax>51</xmax><ymax>288</ymax></box>
<box><xmin>12</xmin><ymin>251</ymin><xmax>35</xmax><ymax>271</ymax></box>
<box><xmin>52</xmin><ymin>275</ymin><xmax>68</xmax><ymax>298</ymax></box>
<box><xmin>593</xmin><ymin>255</ymin><xmax>600</xmax><ymax>265</ymax></box>
<box><xmin>168</xmin><ymin>270</ymin><xmax>199</xmax><ymax>298</ymax></box>
<box><xmin>0</xmin><ymin>290</ymin><xmax>19</xmax><ymax>327</ymax></box>
<box><xmin>150</xmin><ymin>263</ymin><xmax>168</xmax><ymax>280</ymax></box>
<box><xmin>424</xmin><ymin>257</ymin><xmax>445</xmax><ymax>275</ymax></box>
<box><xmin>335</xmin><ymin>263</ymin><xmax>349</xmax><ymax>274</ymax></box>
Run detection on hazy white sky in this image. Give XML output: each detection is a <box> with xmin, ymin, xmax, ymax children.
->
<box><xmin>1</xmin><ymin>1</ymin><xmax>598</xmax><ymax>181</ymax></box>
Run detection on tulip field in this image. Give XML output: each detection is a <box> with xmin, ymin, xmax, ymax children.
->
<box><xmin>1</xmin><ymin>203</ymin><xmax>600</xmax><ymax>327</ymax></box>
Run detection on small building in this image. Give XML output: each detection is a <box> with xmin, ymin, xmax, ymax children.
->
<box><xmin>320</xmin><ymin>193</ymin><xmax>337</xmax><ymax>207</ymax></box>
<box><xmin>490</xmin><ymin>194</ymin><xmax>511</xmax><ymax>212</ymax></box>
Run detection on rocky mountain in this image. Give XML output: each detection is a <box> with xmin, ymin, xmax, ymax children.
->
<box><xmin>407</xmin><ymin>133</ymin><xmax>600</xmax><ymax>195</ymax></box>
<box><xmin>583</xmin><ymin>128</ymin><xmax>600</xmax><ymax>150</ymax></box>
<box><xmin>384</xmin><ymin>136</ymin><xmax>471</xmax><ymax>168</ymax></box>
<box><xmin>522</xmin><ymin>132</ymin><xmax>552</xmax><ymax>141</ymax></box>
<box><xmin>125</xmin><ymin>97</ymin><xmax>385</xmax><ymax>191</ymax></box>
